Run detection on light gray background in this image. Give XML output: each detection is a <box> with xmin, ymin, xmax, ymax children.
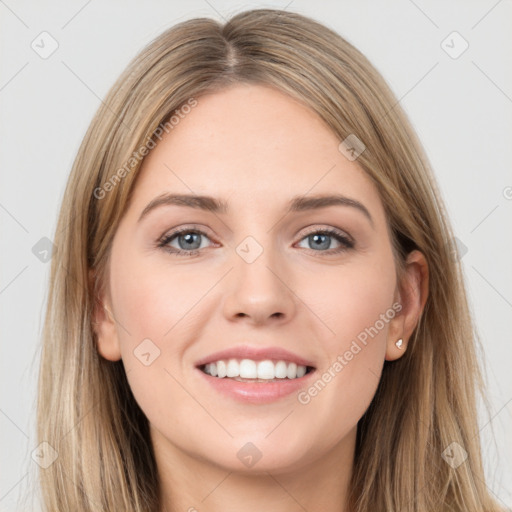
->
<box><xmin>1</xmin><ymin>1</ymin><xmax>511</xmax><ymax>510</ymax></box>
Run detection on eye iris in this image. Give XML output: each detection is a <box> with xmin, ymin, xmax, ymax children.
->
<box><xmin>179</xmin><ymin>232</ymin><xmax>201</xmax><ymax>250</ymax></box>
<box><xmin>310</xmin><ymin>233</ymin><xmax>330</xmax><ymax>250</ymax></box>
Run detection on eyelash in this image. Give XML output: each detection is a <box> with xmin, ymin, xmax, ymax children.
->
<box><xmin>157</xmin><ymin>226</ymin><xmax>355</xmax><ymax>257</ymax></box>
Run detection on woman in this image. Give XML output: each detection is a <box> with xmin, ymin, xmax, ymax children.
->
<box><xmin>35</xmin><ymin>8</ymin><xmax>504</xmax><ymax>511</ymax></box>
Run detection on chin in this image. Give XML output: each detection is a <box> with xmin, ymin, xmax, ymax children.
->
<box><xmin>199</xmin><ymin>436</ymin><xmax>317</xmax><ymax>475</ymax></box>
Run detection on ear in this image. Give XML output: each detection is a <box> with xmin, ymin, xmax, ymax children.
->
<box><xmin>385</xmin><ymin>250</ymin><xmax>429</xmax><ymax>361</ymax></box>
<box><xmin>89</xmin><ymin>268</ymin><xmax>122</xmax><ymax>361</ymax></box>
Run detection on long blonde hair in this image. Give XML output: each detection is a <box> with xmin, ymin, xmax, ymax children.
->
<box><xmin>34</xmin><ymin>8</ymin><xmax>503</xmax><ymax>511</ymax></box>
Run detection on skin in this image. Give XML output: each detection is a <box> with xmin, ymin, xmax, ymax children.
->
<box><xmin>93</xmin><ymin>83</ymin><xmax>429</xmax><ymax>512</ymax></box>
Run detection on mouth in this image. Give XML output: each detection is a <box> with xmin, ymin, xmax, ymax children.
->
<box><xmin>194</xmin><ymin>345</ymin><xmax>317</xmax><ymax>403</ymax></box>
<box><xmin>198</xmin><ymin>358</ymin><xmax>316</xmax><ymax>382</ymax></box>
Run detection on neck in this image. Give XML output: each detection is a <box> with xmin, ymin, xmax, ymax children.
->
<box><xmin>153</xmin><ymin>426</ymin><xmax>356</xmax><ymax>512</ymax></box>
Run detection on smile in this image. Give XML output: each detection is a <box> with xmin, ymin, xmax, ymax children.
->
<box><xmin>200</xmin><ymin>358</ymin><xmax>314</xmax><ymax>381</ymax></box>
<box><xmin>194</xmin><ymin>345</ymin><xmax>317</xmax><ymax>403</ymax></box>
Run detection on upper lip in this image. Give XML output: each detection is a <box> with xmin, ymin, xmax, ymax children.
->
<box><xmin>195</xmin><ymin>345</ymin><xmax>316</xmax><ymax>368</ymax></box>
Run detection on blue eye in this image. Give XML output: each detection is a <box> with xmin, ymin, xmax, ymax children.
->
<box><xmin>296</xmin><ymin>229</ymin><xmax>354</xmax><ymax>253</ymax></box>
<box><xmin>158</xmin><ymin>227</ymin><xmax>354</xmax><ymax>257</ymax></box>
<box><xmin>158</xmin><ymin>228</ymin><xmax>211</xmax><ymax>256</ymax></box>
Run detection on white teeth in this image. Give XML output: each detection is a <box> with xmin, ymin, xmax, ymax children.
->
<box><xmin>275</xmin><ymin>361</ymin><xmax>288</xmax><ymax>379</ymax></box>
<box><xmin>217</xmin><ymin>360</ymin><xmax>227</xmax><ymax>378</ymax></box>
<box><xmin>239</xmin><ymin>359</ymin><xmax>257</xmax><ymax>378</ymax></box>
<box><xmin>201</xmin><ymin>358</ymin><xmax>310</xmax><ymax>380</ymax></box>
<box><xmin>257</xmin><ymin>360</ymin><xmax>275</xmax><ymax>379</ymax></box>
<box><xmin>286</xmin><ymin>362</ymin><xmax>297</xmax><ymax>379</ymax></box>
<box><xmin>226</xmin><ymin>359</ymin><xmax>239</xmax><ymax>377</ymax></box>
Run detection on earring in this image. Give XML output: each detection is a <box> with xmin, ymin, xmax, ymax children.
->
<box><xmin>395</xmin><ymin>338</ymin><xmax>403</xmax><ymax>349</ymax></box>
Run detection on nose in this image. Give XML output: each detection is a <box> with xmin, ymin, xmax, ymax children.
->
<box><xmin>222</xmin><ymin>240</ymin><xmax>297</xmax><ymax>326</ymax></box>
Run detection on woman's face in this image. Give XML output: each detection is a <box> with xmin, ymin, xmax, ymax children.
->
<box><xmin>95</xmin><ymin>83</ymin><xmax>424</xmax><ymax>475</ymax></box>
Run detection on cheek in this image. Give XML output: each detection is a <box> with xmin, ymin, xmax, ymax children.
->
<box><xmin>108</xmin><ymin>246</ymin><xmax>226</xmax><ymax>401</ymax></box>
<box><xmin>299</xmin><ymin>249</ymin><xmax>396</xmax><ymax>419</ymax></box>
<box><xmin>110</xmin><ymin>251</ymin><xmax>204</xmax><ymax>347</ymax></box>
<box><xmin>314</xmin><ymin>248</ymin><xmax>396</xmax><ymax>351</ymax></box>
<box><xmin>108</xmin><ymin>254</ymin><xmax>202</xmax><ymax>424</ymax></box>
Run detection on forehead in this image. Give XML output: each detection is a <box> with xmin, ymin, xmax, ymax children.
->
<box><xmin>129</xmin><ymin>84</ymin><xmax>386</xmax><ymax>224</ymax></box>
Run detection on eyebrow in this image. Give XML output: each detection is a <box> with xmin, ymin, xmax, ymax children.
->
<box><xmin>137</xmin><ymin>192</ymin><xmax>374</xmax><ymax>227</ymax></box>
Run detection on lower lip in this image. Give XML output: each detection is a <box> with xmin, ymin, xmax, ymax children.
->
<box><xmin>196</xmin><ymin>368</ymin><xmax>316</xmax><ymax>404</ymax></box>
